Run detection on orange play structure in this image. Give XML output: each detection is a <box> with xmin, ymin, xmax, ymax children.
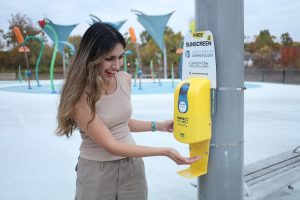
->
<box><xmin>12</xmin><ymin>27</ymin><xmax>24</xmax><ymax>44</ymax></box>
<box><xmin>129</xmin><ymin>27</ymin><xmax>137</xmax><ymax>44</ymax></box>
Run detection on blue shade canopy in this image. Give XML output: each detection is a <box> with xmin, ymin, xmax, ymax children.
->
<box><xmin>42</xmin><ymin>18</ymin><xmax>77</xmax><ymax>54</ymax></box>
<box><xmin>89</xmin><ymin>14</ymin><xmax>102</xmax><ymax>24</ymax></box>
<box><xmin>89</xmin><ymin>14</ymin><xmax>127</xmax><ymax>30</ymax></box>
<box><xmin>131</xmin><ymin>10</ymin><xmax>174</xmax><ymax>52</ymax></box>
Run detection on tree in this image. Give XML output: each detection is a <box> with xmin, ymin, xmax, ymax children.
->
<box><xmin>123</xmin><ymin>36</ymin><xmax>138</xmax><ymax>75</ymax></box>
<box><xmin>280</xmin><ymin>32</ymin><xmax>293</xmax><ymax>46</ymax></box>
<box><xmin>248</xmin><ymin>29</ymin><xmax>281</xmax><ymax>54</ymax></box>
<box><xmin>278</xmin><ymin>33</ymin><xmax>299</xmax><ymax>68</ymax></box>
<box><xmin>0</xmin><ymin>28</ymin><xmax>5</xmax><ymax>50</ymax></box>
<box><xmin>139</xmin><ymin>26</ymin><xmax>183</xmax><ymax>77</ymax></box>
<box><xmin>255</xmin><ymin>45</ymin><xmax>273</xmax><ymax>68</ymax></box>
<box><xmin>67</xmin><ymin>35</ymin><xmax>81</xmax><ymax>52</ymax></box>
<box><xmin>254</xmin><ymin>30</ymin><xmax>276</xmax><ymax>49</ymax></box>
<box><xmin>4</xmin><ymin>13</ymin><xmax>40</xmax><ymax>47</ymax></box>
<box><xmin>245</xmin><ymin>30</ymin><xmax>282</xmax><ymax>68</ymax></box>
<box><xmin>280</xmin><ymin>47</ymin><xmax>298</xmax><ymax>68</ymax></box>
<box><xmin>0</xmin><ymin>13</ymin><xmax>63</xmax><ymax>74</ymax></box>
<box><xmin>140</xmin><ymin>31</ymin><xmax>151</xmax><ymax>44</ymax></box>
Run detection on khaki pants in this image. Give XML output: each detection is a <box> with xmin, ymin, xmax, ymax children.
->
<box><xmin>75</xmin><ymin>157</ymin><xmax>148</xmax><ymax>200</ymax></box>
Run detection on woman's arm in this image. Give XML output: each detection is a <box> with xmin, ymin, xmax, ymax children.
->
<box><xmin>122</xmin><ymin>71</ymin><xmax>174</xmax><ymax>133</ymax></box>
<box><xmin>128</xmin><ymin>119</ymin><xmax>173</xmax><ymax>132</ymax></box>
<box><xmin>73</xmin><ymin>98</ymin><xmax>199</xmax><ymax>165</ymax></box>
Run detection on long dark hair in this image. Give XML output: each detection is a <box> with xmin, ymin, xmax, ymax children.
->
<box><xmin>56</xmin><ymin>23</ymin><xmax>126</xmax><ymax>137</ymax></box>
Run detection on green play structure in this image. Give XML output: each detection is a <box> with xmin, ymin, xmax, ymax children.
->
<box><xmin>13</xmin><ymin>26</ymin><xmax>45</xmax><ymax>89</ymax></box>
<box><xmin>38</xmin><ymin>18</ymin><xmax>77</xmax><ymax>93</ymax></box>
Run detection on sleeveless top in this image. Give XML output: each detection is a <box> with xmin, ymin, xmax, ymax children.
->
<box><xmin>79</xmin><ymin>71</ymin><xmax>136</xmax><ymax>161</ymax></box>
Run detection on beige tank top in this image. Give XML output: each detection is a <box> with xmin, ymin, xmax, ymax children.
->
<box><xmin>79</xmin><ymin>71</ymin><xmax>135</xmax><ymax>161</ymax></box>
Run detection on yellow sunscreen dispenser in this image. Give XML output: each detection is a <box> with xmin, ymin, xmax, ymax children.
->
<box><xmin>174</xmin><ymin>77</ymin><xmax>211</xmax><ymax>178</ymax></box>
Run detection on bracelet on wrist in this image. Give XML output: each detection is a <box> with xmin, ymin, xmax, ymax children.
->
<box><xmin>151</xmin><ymin>121</ymin><xmax>157</xmax><ymax>132</ymax></box>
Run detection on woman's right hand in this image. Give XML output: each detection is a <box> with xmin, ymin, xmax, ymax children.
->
<box><xmin>165</xmin><ymin>148</ymin><xmax>201</xmax><ymax>165</ymax></box>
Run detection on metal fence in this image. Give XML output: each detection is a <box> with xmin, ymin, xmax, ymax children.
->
<box><xmin>245</xmin><ymin>67</ymin><xmax>300</xmax><ymax>84</ymax></box>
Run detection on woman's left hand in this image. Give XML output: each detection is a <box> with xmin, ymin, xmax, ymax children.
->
<box><xmin>157</xmin><ymin>120</ymin><xmax>173</xmax><ymax>132</ymax></box>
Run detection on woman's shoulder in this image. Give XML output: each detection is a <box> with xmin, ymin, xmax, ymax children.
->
<box><xmin>118</xmin><ymin>71</ymin><xmax>131</xmax><ymax>79</ymax></box>
<box><xmin>116</xmin><ymin>71</ymin><xmax>131</xmax><ymax>93</ymax></box>
<box><xmin>118</xmin><ymin>71</ymin><xmax>131</xmax><ymax>85</ymax></box>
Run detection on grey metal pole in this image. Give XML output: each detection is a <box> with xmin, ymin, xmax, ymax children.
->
<box><xmin>195</xmin><ymin>0</ymin><xmax>244</xmax><ymax>200</ymax></box>
<box><xmin>63</xmin><ymin>53</ymin><xmax>66</xmax><ymax>79</ymax></box>
<box><xmin>163</xmin><ymin>46</ymin><xmax>168</xmax><ymax>79</ymax></box>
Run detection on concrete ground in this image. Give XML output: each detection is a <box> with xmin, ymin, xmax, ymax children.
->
<box><xmin>0</xmin><ymin>80</ymin><xmax>299</xmax><ymax>200</ymax></box>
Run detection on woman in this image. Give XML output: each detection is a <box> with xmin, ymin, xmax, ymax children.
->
<box><xmin>56</xmin><ymin>22</ymin><xmax>199</xmax><ymax>200</ymax></box>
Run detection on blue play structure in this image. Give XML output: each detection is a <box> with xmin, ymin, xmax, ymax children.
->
<box><xmin>88</xmin><ymin>14</ymin><xmax>127</xmax><ymax>30</ymax></box>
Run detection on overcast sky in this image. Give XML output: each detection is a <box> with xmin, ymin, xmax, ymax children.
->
<box><xmin>1</xmin><ymin>0</ymin><xmax>300</xmax><ymax>42</ymax></box>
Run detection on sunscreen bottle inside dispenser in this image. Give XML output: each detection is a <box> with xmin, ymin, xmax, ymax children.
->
<box><xmin>173</xmin><ymin>77</ymin><xmax>211</xmax><ymax>178</ymax></box>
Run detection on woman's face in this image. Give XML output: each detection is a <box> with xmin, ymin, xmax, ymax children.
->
<box><xmin>99</xmin><ymin>43</ymin><xmax>124</xmax><ymax>83</ymax></box>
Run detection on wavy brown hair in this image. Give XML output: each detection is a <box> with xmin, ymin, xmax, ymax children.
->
<box><xmin>56</xmin><ymin>23</ymin><xmax>126</xmax><ymax>137</ymax></box>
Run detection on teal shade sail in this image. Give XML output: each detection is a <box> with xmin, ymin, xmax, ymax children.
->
<box><xmin>89</xmin><ymin>14</ymin><xmax>127</xmax><ymax>30</ymax></box>
<box><xmin>42</xmin><ymin>18</ymin><xmax>77</xmax><ymax>54</ymax></box>
<box><xmin>131</xmin><ymin>10</ymin><xmax>174</xmax><ymax>52</ymax></box>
